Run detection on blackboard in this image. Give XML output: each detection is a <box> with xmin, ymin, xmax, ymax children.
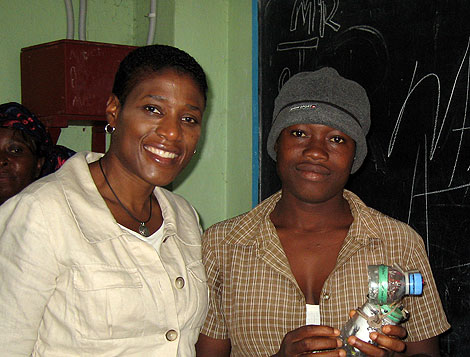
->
<box><xmin>258</xmin><ymin>1</ymin><xmax>470</xmax><ymax>355</ymax></box>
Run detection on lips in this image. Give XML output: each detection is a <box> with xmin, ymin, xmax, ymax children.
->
<box><xmin>296</xmin><ymin>163</ymin><xmax>330</xmax><ymax>175</ymax></box>
<box><xmin>0</xmin><ymin>171</ymin><xmax>12</xmax><ymax>178</ymax></box>
<box><xmin>144</xmin><ymin>144</ymin><xmax>180</xmax><ymax>164</ymax></box>
<box><xmin>0</xmin><ymin>172</ymin><xmax>14</xmax><ymax>183</ymax></box>
<box><xmin>295</xmin><ymin>163</ymin><xmax>331</xmax><ymax>182</ymax></box>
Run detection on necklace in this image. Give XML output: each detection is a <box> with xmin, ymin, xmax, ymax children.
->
<box><xmin>99</xmin><ymin>158</ymin><xmax>152</xmax><ymax>237</ymax></box>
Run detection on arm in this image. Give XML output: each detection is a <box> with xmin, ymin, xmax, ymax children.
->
<box><xmin>405</xmin><ymin>336</ymin><xmax>440</xmax><ymax>357</ymax></box>
<box><xmin>196</xmin><ymin>333</ymin><xmax>231</xmax><ymax>357</ymax></box>
<box><xmin>0</xmin><ymin>196</ymin><xmax>58</xmax><ymax>355</ymax></box>
<box><xmin>197</xmin><ymin>227</ymin><xmax>232</xmax><ymax>356</ymax></box>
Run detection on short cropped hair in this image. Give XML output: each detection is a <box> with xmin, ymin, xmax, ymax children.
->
<box><xmin>112</xmin><ymin>44</ymin><xmax>208</xmax><ymax>106</ymax></box>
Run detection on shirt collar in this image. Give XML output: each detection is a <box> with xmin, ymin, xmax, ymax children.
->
<box><xmin>223</xmin><ymin>189</ymin><xmax>383</xmax><ymax>247</ymax></box>
<box><xmin>343</xmin><ymin>189</ymin><xmax>383</xmax><ymax>245</ymax></box>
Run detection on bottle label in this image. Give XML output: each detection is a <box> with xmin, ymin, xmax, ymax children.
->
<box><xmin>378</xmin><ymin>265</ymin><xmax>389</xmax><ymax>305</ymax></box>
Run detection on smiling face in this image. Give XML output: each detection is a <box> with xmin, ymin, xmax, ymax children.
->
<box><xmin>0</xmin><ymin>128</ymin><xmax>43</xmax><ymax>204</ymax></box>
<box><xmin>106</xmin><ymin>68</ymin><xmax>205</xmax><ymax>187</ymax></box>
<box><xmin>275</xmin><ymin>123</ymin><xmax>355</xmax><ymax>205</ymax></box>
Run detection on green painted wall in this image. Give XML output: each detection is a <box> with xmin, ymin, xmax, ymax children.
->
<box><xmin>0</xmin><ymin>0</ymin><xmax>252</xmax><ymax>228</ymax></box>
<box><xmin>227</xmin><ymin>0</ymin><xmax>252</xmax><ymax>218</ymax></box>
<box><xmin>170</xmin><ymin>1</ymin><xmax>230</xmax><ymax>228</ymax></box>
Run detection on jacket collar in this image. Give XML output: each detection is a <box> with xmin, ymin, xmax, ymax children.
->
<box><xmin>55</xmin><ymin>152</ymin><xmax>196</xmax><ymax>244</ymax></box>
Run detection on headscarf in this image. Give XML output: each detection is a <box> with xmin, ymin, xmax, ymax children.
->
<box><xmin>0</xmin><ymin>102</ymin><xmax>75</xmax><ymax>177</ymax></box>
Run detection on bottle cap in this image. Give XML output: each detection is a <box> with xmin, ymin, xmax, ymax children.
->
<box><xmin>407</xmin><ymin>272</ymin><xmax>423</xmax><ymax>295</ymax></box>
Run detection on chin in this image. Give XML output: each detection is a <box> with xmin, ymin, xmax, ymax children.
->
<box><xmin>147</xmin><ymin>173</ymin><xmax>179</xmax><ymax>188</ymax></box>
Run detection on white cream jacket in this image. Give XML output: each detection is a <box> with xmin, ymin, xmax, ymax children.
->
<box><xmin>0</xmin><ymin>152</ymin><xmax>208</xmax><ymax>356</ymax></box>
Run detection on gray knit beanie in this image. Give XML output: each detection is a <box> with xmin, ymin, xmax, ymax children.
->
<box><xmin>267</xmin><ymin>68</ymin><xmax>370</xmax><ymax>174</ymax></box>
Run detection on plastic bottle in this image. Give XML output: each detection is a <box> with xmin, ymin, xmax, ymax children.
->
<box><xmin>368</xmin><ymin>264</ymin><xmax>423</xmax><ymax>305</ymax></box>
<box><xmin>340</xmin><ymin>302</ymin><xmax>409</xmax><ymax>356</ymax></box>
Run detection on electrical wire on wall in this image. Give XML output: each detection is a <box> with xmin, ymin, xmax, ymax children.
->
<box><xmin>79</xmin><ymin>0</ymin><xmax>87</xmax><ymax>41</ymax></box>
<box><xmin>146</xmin><ymin>0</ymin><xmax>157</xmax><ymax>45</ymax></box>
<box><xmin>64</xmin><ymin>0</ymin><xmax>155</xmax><ymax>44</ymax></box>
<box><xmin>64</xmin><ymin>0</ymin><xmax>74</xmax><ymax>39</ymax></box>
<box><xmin>63</xmin><ymin>0</ymin><xmax>86</xmax><ymax>40</ymax></box>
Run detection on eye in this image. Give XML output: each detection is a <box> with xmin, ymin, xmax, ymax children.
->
<box><xmin>290</xmin><ymin>129</ymin><xmax>306</xmax><ymax>137</ymax></box>
<box><xmin>8</xmin><ymin>145</ymin><xmax>25</xmax><ymax>155</ymax></box>
<box><xmin>181</xmin><ymin>116</ymin><xmax>199</xmax><ymax>124</ymax></box>
<box><xmin>144</xmin><ymin>105</ymin><xmax>162</xmax><ymax>115</ymax></box>
<box><xmin>330</xmin><ymin>135</ymin><xmax>345</xmax><ymax>144</ymax></box>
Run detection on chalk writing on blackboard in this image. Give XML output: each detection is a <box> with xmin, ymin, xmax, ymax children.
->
<box><xmin>388</xmin><ymin>37</ymin><xmax>470</xmax><ymax>257</ymax></box>
<box><xmin>276</xmin><ymin>0</ymin><xmax>340</xmax><ymax>51</ymax></box>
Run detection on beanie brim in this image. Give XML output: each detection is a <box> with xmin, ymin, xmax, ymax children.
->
<box><xmin>267</xmin><ymin>102</ymin><xmax>367</xmax><ymax>174</ymax></box>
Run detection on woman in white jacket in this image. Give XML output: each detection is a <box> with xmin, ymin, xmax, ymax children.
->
<box><xmin>0</xmin><ymin>44</ymin><xmax>209</xmax><ymax>356</ymax></box>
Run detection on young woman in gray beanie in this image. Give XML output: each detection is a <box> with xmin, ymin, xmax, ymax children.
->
<box><xmin>197</xmin><ymin>68</ymin><xmax>449</xmax><ymax>356</ymax></box>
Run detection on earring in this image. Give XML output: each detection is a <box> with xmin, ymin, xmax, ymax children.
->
<box><xmin>105</xmin><ymin>124</ymin><xmax>115</xmax><ymax>134</ymax></box>
<box><xmin>193</xmin><ymin>149</ymin><xmax>197</xmax><ymax>154</ymax></box>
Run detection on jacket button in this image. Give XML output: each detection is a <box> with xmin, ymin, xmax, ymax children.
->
<box><xmin>323</xmin><ymin>293</ymin><xmax>330</xmax><ymax>300</ymax></box>
<box><xmin>175</xmin><ymin>277</ymin><xmax>185</xmax><ymax>289</ymax></box>
<box><xmin>165</xmin><ymin>329</ymin><xmax>178</xmax><ymax>341</ymax></box>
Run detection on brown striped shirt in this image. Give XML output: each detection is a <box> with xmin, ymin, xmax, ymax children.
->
<box><xmin>201</xmin><ymin>190</ymin><xmax>450</xmax><ymax>357</ymax></box>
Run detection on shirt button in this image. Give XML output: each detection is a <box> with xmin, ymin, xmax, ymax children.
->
<box><xmin>322</xmin><ymin>293</ymin><xmax>330</xmax><ymax>300</ymax></box>
<box><xmin>175</xmin><ymin>277</ymin><xmax>185</xmax><ymax>289</ymax></box>
<box><xmin>165</xmin><ymin>329</ymin><xmax>178</xmax><ymax>341</ymax></box>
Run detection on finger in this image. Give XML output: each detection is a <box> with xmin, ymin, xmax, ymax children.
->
<box><xmin>381</xmin><ymin>325</ymin><xmax>408</xmax><ymax>339</ymax></box>
<box><xmin>348</xmin><ymin>309</ymin><xmax>357</xmax><ymax>319</ymax></box>
<box><xmin>292</xmin><ymin>325</ymin><xmax>341</xmax><ymax>341</ymax></box>
<box><xmin>370</xmin><ymin>332</ymin><xmax>406</xmax><ymax>353</ymax></box>
<box><xmin>347</xmin><ymin>336</ymin><xmax>389</xmax><ymax>357</ymax></box>
<box><xmin>304</xmin><ymin>347</ymin><xmax>346</xmax><ymax>357</ymax></box>
<box><xmin>291</xmin><ymin>336</ymin><xmax>344</xmax><ymax>355</ymax></box>
<box><xmin>280</xmin><ymin>325</ymin><xmax>342</xmax><ymax>354</ymax></box>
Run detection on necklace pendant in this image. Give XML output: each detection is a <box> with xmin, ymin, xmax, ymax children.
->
<box><xmin>139</xmin><ymin>222</ymin><xmax>150</xmax><ymax>237</ymax></box>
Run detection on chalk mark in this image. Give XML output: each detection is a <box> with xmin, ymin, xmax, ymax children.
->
<box><xmin>445</xmin><ymin>262</ymin><xmax>470</xmax><ymax>270</ymax></box>
<box><xmin>277</xmin><ymin>37</ymin><xmax>319</xmax><ymax>51</ymax></box>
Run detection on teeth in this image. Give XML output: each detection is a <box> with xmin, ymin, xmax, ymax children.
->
<box><xmin>145</xmin><ymin>146</ymin><xmax>177</xmax><ymax>159</ymax></box>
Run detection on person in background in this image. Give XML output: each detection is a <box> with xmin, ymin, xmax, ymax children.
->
<box><xmin>0</xmin><ymin>44</ymin><xmax>208</xmax><ymax>356</ymax></box>
<box><xmin>196</xmin><ymin>68</ymin><xmax>450</xmax><ymax>356</ymax></box>
<box><xmin>0</xmin><ymin>102</ymin><xmax>75</xmax><ymax>205</ymax></box>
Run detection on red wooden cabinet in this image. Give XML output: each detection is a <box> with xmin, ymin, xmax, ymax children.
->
<box><xmin>21</xmin><ymin>39</ymin><xmax>137</xmax><ymax>152</ymax></box>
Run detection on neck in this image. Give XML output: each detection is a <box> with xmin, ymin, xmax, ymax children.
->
<box><xmin>91</xmin><ymin>154</ymin><xmax>155</xmax><ymax>212</ymax></box>
<box><xmin>271</xmin><ymin>189</ymin><xmax>352</xmax><ymax>232</ymax></box>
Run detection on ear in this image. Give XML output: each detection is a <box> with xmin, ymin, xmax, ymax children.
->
<box><xmin>35</xmin><ymin>156</ymin><xmax>45</xmax><ymax>178</ymax></box>
<box><xmin>105</xmin><ymin>94</ymin><xmax>120</xmax><ymax>128</ymax></box>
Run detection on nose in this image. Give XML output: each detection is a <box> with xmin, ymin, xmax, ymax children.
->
<box><xmin>304</xmin><ymin>138</ymin><xmax>328</xmax><ymax>160</ymax></box>
<box><xmin>155</xmin><ymin>115</ymin><xmax>182</xmax><ymax>141</ymax></box>
<box><xmin>0</xmin><ymin>153</ymin><xmax>9</xmax><ymax>167</ymax></box>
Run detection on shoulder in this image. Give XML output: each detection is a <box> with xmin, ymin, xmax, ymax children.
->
<box><xmin>1</xmin><ymin>170</ymin><xmax>65</xmax><ymax>217</ymax></box>
<box><xmin>203</xmin><ymin>191</ymin><xmax>281</xmax><ymax>246</ymax></box>
<box><xmin>345</xmin><ymin>190</ymin><xmax>424</xmax><ymax>247</ymax></box>
<box><xmin>155</xmin><ymin>186</ymin><xmax>200</xmax><ymax>222</ymax></box>
<box><xmin>155</xmin><ymin>187</ymin><xmax>203</xmax><ymax>246</ymax></box>
<box><xmin>2</xmin><ymin>152</ymin><xmax>95</xmax><ymax>213</ymax></box>
<box><xmin>157</xmin><ymin>187</ymin><xmax>196</xmax><ymax>212</ymax></box>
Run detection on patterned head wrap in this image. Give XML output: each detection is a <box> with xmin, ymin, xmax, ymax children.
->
<box><xmin>0</xmin><ymin>102</ymin><xmax>75</xmax><ymax>177</ymax></box>
<box><xmin>0</xmin><ymin>102</ymin><xmax>51</xmax><ymax>156</ymax></box>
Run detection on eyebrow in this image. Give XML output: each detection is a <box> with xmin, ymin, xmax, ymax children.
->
<box><xmin>144</xmin><ymin>95</ymin><xmax>203</xmax><ymax>113</ymax></box>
